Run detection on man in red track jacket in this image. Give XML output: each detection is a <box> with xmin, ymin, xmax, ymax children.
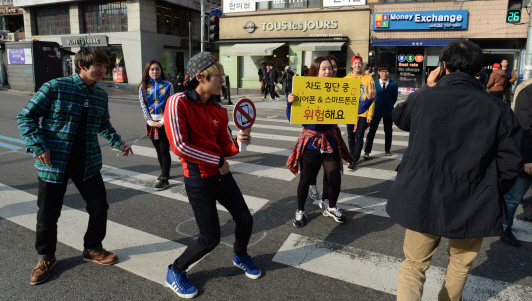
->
<box><xmin>163</xmin><ymin>52</ymin><xmax>260</xmax><ymax>299</ymax></box>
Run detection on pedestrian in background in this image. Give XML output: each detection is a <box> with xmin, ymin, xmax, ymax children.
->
<box><xmin>364</xmin><ymin>64</ymin><xmax>374</xmax><ymax>77</ymax></box>
<box><xmin>501</xmin><ymin>59</ymin><xmax>517</xmax><ymax>106</ymax></box>
<box><xmin>302</xmin><ymin>65</ymin><xmax>309</xmax><ymax>76</ymax></box>
<box><xmin>387</xmin><ymin>39</ymin><xmax>521</xmax><ymax>300</ymax></box>
<box><xmin>176</xmin><ymin>72</ymin><xmax>185</xmax><ymax>93</ymax></box>
<box><xmin>363</xmin><ymin>64</ymin><xmax>398</xmax><ymax>159</ymax></box>
<box><xmin>258</xmin><ymin>62</ymin><xmax>267</xmax><ymax>97</ymax></box>
<box><xmin>268</xmin><ymin>63</ymin><xmax>279</xmax><ymax>101</ymax></box>
<box><xmin>18</xmin><ymin>47</ymin><xmax>133</xmax><ymax>285</ymax></box>
<box><xmin>487</xmin><ymin>63</ymin><xmax>506</xmax><ymax>100</ymax></box>
<box><xmin>345</xmin><ymin>55</ymin><xmax>376</xmax><ymax>170</ymax></box>
<box><xmin>328</xmin><ymin>55</ymin><xmax>339</xmax><ymax>77</ymax></box>
<box><xmin>281</xmin><ymin>66</ymin><xmax>294</xmax><ymax>106</ymax></box>
<box><xmin>164</xmin><ymin>52</ymin><xmax>260</xmax><ymax>299</ymax></box>
<box><xmin>138</xmin><ymin>60</ymin><xmax>174</xmax><ymax>191</ymax></box>
<box><xmin>500</xmin><ymin>77</ymin><xmax>532</xmax><ymax>247</ymax></box>
<box><xmin>286</xmin><ymin>56</ymin><xmax>353</xmax><ymax>228</ymax></box>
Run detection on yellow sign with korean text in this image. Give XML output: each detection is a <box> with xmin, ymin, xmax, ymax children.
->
<box><xmin>290</xmin><ymin>76</ymin><xmax>360</xmax><ymax>124</ymax></box>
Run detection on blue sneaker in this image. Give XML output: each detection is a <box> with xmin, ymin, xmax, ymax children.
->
<box><xmin>165</xmin><ymin>265</ymin><xmax>198</xmax><ymax>299</ymax></box>
<box><xmin>233</xmin><ymin>253</ymin><xmax>261</xmax><ymax>279</ymax></box>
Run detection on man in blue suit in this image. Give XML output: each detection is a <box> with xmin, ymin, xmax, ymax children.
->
<box><xmin>363</xmin><ymin>64</ymin><xmax>398</xmax><ymax>158</ymax></box>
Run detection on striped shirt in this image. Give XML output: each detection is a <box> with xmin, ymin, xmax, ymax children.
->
<box><xmin>17</xmin><ymin>74</ymin><xmax>124</xmax><ymax>183</ymax></box>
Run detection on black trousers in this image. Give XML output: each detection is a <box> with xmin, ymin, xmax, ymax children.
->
<box><xmin>489</xmin><ymin>91</ymin><xmax>504</xmax><ymax>101</ymax></box>
<box><xmin>346</xmin><ymin>117</ymin><xmax>368</xmax><ymax>162</ymax></box>
<box><xmin>173</xmin><ymin>173</ymin><xmax>253</xmax><ymax>272</ymax></box>
<box><xmin>297</xmin><ymin>149</ymin><xmax>341</xmax><ymax>210</ymax></box>
<box><xmin>36</xmin><ymin>171</ymin><xmax>108</xmax><ymax>261</ymax></box>
<box><xmin>364</xmin><ymin>117</ymin><xmax>393</xmax><ymax>154</ymax></box>
<box><xmin>151</xmin><ymin>126</ymin><xmax>171</xmax><ymax>179</ymax></box>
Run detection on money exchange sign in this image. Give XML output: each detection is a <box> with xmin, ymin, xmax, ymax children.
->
<box><xmin>290</xmin><ymin>76</ymin><xmax>360</xmax><ymax>124</ymax></box>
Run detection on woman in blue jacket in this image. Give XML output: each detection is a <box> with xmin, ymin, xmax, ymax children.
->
<box><xmin>138</xmin><ymin>60</ymin><xmax>174</xmax><ymax>190</ymax></box>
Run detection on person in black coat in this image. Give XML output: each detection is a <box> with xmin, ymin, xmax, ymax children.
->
<box><xmin>500</xmin><ymin>82</ymin><xmax>532</xmax><ymax>247</ymax></box>
<box><xmin>387</xmin><ymin>39</ymin><xmax>522</xmax><ymax>300</ymax></box>
<box><xmin>258</xmin><ymin>63</ymin><xmax>267</xmax><ymax>96</ymax></box>
<box><xmin>268</xmin><ymin>64</ymin><xmax>279</xmax><ymax>101</ymax></box>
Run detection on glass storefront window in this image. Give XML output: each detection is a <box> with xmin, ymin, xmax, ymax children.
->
<box><xmin>98</xmin><ymin>45</ymin><xmax>124</xmax><ymax>81</ymax></box>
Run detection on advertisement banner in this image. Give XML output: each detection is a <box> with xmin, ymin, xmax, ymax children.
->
<box><xmin>290</xmin><ymin>76</ymin><xmax>360</xmax><ymax>124</ymax></box>
<box><xmin>7</xmin><ymin>48</ymin><xmax>32</xmax><ymax>64</ymax></box>
<box><xmin>373</xmin><ymin>10</ymin><xmax>468</xmax><ymax>31</ymax></box>
<box><xmin>396</xmin><ymin>47</ymin><xmax>424</xmax><ymax>89</ymax></box>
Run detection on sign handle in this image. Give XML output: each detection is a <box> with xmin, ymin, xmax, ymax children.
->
<box><xmin>238</xmin><ymin>130</ymin><xmax>247</xmax><ymax>152</ymax></box>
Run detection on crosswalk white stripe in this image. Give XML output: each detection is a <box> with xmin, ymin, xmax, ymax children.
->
<box><xmin>311</xmin><ymin>193</ymin><xmax>532</xmax><ymax>243</ymax></box>
<box><xmin>112</xmin><ymin>147</ymin><xmax>531</xmax><ymax>242</ymax></box>
<box><xmin>131</xmin><ymin>145</ymin><xmax>397</xmax><ymax>182</ymax></box>
<box><xmin>251</xmin><ymin>132</ymin><xmax>409</xmax><ymax>147</ymax></box>
<box><xmin>0</xmin><ymin>183</ymin><xmax>186</xmax><ymax>285</ymax></box>
<box><xmin>228</xmin><ymin>121</ymin><xmax>410</xmax><ymax>137</ymax></box>
<box><xmin>254</xmin><ymin>116</ymin><xmax>403</xmax><ymax>130</ymax></box>
<box><xmin>101</xmin><ymin>165</ymin><xmax>268</xmax><ymax>214</ymax></box>
<box><xmin>272</xmin><ymin>233</ymin><xmax>532</xmax><ymax>300</ymax></box>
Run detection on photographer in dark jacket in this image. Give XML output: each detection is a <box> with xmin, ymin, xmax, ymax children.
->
<box><xmin>387</xmin><ymin>39</ymin><xmax>522</xmax><ymax>300</ymax></box>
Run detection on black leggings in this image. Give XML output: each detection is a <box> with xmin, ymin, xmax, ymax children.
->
<box><xmin>297</xmin><ymin>149</ymin><xmax>341</xmax><ymax>211</ymax></box>
<box><xmin>151</xmin><ymin>126</ymin><xmax>171</xmax><ymax>178</ymax></box>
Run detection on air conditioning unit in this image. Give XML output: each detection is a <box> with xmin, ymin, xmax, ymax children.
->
<box><xmin>7</xmin><ymin>33</ymin><xmax>18</xmax><ymax>41</ymax></box>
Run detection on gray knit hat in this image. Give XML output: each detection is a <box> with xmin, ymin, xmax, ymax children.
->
<box><xmin>187</xmin><ymin>52</ymin><xmax>217</xmax><ymax>80</ymax></box>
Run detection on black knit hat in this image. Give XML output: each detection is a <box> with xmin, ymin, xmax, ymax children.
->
<box><xmin>187</xmin><ymin>52</ymin><xmax>217</xmax><ymax>80</ymax></box>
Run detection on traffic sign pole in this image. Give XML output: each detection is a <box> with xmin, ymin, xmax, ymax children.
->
<box><xmin>233</xmin><ymin>98</ymin><xmax>256</xmax><ymax>152</ymax></box>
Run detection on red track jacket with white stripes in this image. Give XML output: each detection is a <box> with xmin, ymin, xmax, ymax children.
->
<box><xmin>164</xmin><ymin>90</ymin><xmax>239</xmax><ymax>187</ymax></box>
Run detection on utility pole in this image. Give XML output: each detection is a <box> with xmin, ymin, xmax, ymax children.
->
<box><xmin>201</xmin><ymin>0</ymin><xmax>205</xmax><ymax>52</ymax></box>
<box><xmin>189</xmin><ymin>21</ymin><xmax>192</xmax><ymax>60</ymax></box>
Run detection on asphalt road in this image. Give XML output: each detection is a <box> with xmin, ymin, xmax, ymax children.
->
<box><xmin>1</xmin><ymin>88</ymin><xmax>531</xmax><ymax>300</ymax></box>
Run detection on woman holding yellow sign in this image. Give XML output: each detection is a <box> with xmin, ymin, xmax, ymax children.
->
<box><xmin>286</xmin><ymin>56</ymin><xmax>353</xmax><ymax>228</ymax></box>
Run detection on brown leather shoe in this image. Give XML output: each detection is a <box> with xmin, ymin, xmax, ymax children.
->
<box><xmin>30</xmin><ymin>257</ymin><xmax>57</xmax><ymax>285</ymax></box>
<box><xmin>82</xmin><ymin>249</ymin><xmax>118</xmax><ymax>265</ymax></box>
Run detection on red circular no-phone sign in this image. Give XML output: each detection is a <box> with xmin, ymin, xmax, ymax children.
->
<box><xmin>233</xmin><ymin>98</ymin><xmax>256</xmax><ymax>130</ymax></box>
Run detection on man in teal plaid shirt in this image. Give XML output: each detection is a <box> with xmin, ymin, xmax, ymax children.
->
<box><xmin>17</xmin><ymin>47</ymin><xmax>133</xmax><ymax>285</ymax></box>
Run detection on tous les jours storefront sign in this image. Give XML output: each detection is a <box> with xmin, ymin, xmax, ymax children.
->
<box><xmin>221</xmin><ymin>11</ymin><xmax>369</xmax><ymax>40</ymax></box>
<box><xmin>259</xmin><ymin>20</ymin><xmax>339</xmax><ymax>32</ymax></box>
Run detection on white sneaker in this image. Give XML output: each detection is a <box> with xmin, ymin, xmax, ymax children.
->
<box><xmin>309</xmin><ymin>185</ymin><xmax>320</xmax><ymax>201</ymax></box>
<box><xmin>324</xmin><ymin>206</ymin><xmax>346</xmax><ymax>223</ymax></box>
<box><xmin>319</xmin><ymin>199</ymin><xmax>329</xmax><ymax>216</ymax></box>
<box><xmin>293</xmin><ymin>210</ymin><xmax>307</xmax><ymax>228</ymax></box>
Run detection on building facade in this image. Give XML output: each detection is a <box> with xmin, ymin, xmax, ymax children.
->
<box><xmin>14</xmin><ymin>0</ymin><xmax>217</xmax><ymax>85</ymax></box>
<box><xmin>220</xmin><ymin>1</ymin><xmax>371</xmax><ymax>94</ymax></box>
<box><xmin>220</xmin><ymin>0</ymin><xmax>529</xmax><ymax>95</ymax></box>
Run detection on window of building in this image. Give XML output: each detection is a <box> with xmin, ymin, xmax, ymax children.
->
<box><xmin>383</xmin><ymin>0</ymin><xmax>434</xmax><ymax>2</ymax></box>
<box><xmin>308</xmin><ymin>0</ymin><xmax>322</xmax><ymax>7</ymax></box>
<box><xmin>83</xmin><ymin>1</ymin><xmax>127</xmax><ymax>33</ymax></box>
<box><xmin>34</xmin><ymin>4</ymin><xmax>70</xmax><ymax>35</ymax></box>
<box><xmin>271</xmin><ymin>0</ymin><xmax>308</xmax><ymax>9</ymax></box>
<box><xmin>156</xmin><ymin>2</ymin><xmax>200</xmax><ymax>39</ymax></box>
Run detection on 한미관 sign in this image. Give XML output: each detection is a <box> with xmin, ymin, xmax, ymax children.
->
<box><xmin>60</xmin><ymin>35</ymin><xmax>108</xmax><ymax>47</ymax></box>
<box><xmin>373</xmin><ymin>10</ymin><xmax>468</xmax><ymax>31</ymax></box>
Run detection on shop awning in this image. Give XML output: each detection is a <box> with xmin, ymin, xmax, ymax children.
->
<box><xmin>295</xmin><ymin>42</ymin><xmax>345</xmax><ymax>51</ymax></box>
<box><xmin>221</xmin><ymin>43</ymin><xmax>285</xmax><ymax>56</ymax></box>
<box><xmin>371</xmin><ymin>39</ymin><xmax>455</xmax><ymax>47</ymax></box>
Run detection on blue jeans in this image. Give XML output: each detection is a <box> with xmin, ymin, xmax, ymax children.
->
<box><xmin>503</xmin><ymin>176</ymin><xmax>532</xmax><ymax>228</ymax></box>
<box><xmin>285</xmin><ymin>91</ymin><xmax>290</xmax><ymax>107</ymax></box>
